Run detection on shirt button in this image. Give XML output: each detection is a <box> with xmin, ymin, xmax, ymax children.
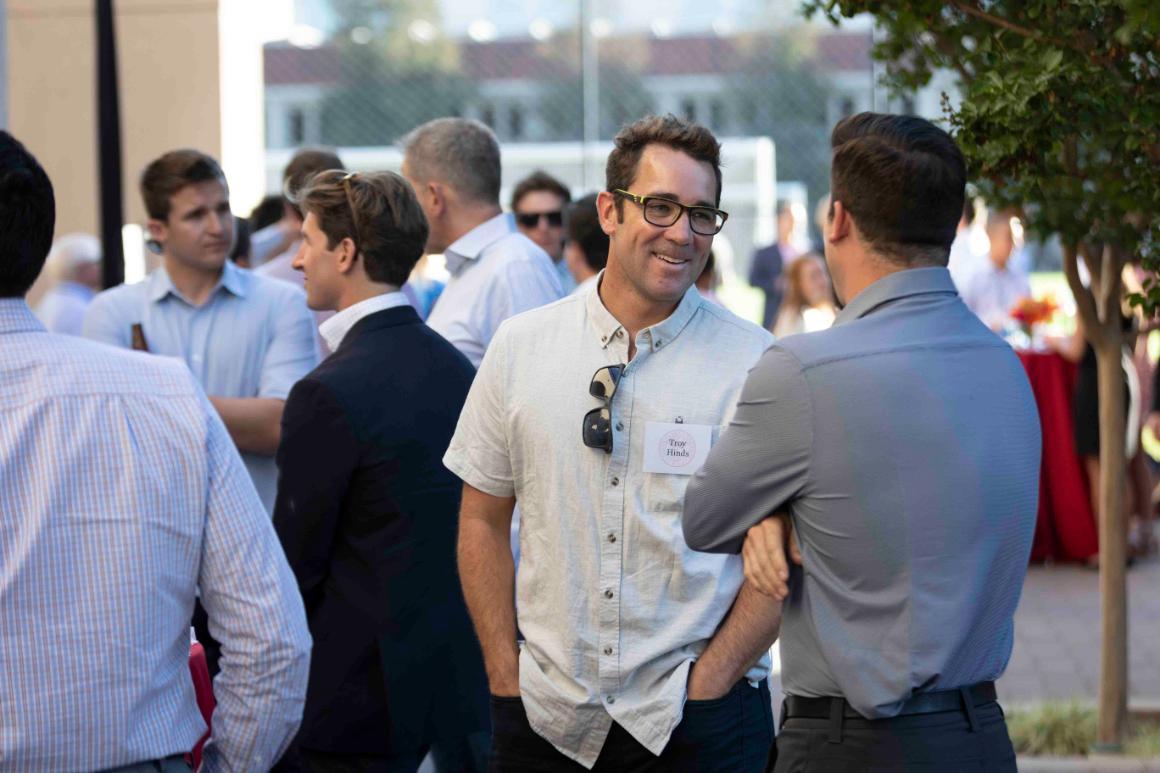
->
<box><xmin>604</xmin><ymin>589</ymin><xmax>614</xmax><ymax>599</ymax></box>
<box><xmin>615</xmin><ymin>421</ymin><xmax>624</xmax><ymax>431</ymax></box>
<box><xmin>656</xmin><ymin>340</ymin><xmax>663</xmax><ymax>348</ymax></box>
<box><xmin>616</xmin><ymin>330</ymin><xmax>624</xmax><ymax>338</ymax></box>
<box><xmin>608</xmin><ymin>533</ymin><xmax>617</xmax><ymax>543</ymax></box>
<box><xmin>604</xmin><ymin>646</ymin><xmax>613</xmax><ymax>655</ymax></box>
<box><xmin>611</xmin><ymin>477</ymin><xmax>619</xmax><ymax>486</ymax></box>
<box><xmin>607</xmin><ymin>695</ymin><xmax>616</xmax><ymax>704</ymax></box>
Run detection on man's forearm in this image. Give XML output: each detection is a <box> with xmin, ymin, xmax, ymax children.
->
<box><xmin>458</xmin><ymin>516</ymin><xmax>520</xmax><ymax>695</ymax></box>
<box><xmin>210</xmin><ymin>397</ymin><xmax>284</xmax><ymax>455</ymax></box>
<box><xmin>688</xmin><ymin>581</ymin><xmax>781</xmax><ymax>699</ymax></box>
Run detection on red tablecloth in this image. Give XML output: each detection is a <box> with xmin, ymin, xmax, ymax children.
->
<box><xmin>189</xmin><ymin>642</ymin><xmax>215</xmax><ymax>767</ymax></box>
<box><xmin>1017</xmin><ymin>350</ymin><xmax>1099</xmax><ymax>562</ymax></box>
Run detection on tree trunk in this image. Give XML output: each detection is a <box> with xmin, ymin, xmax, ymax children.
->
<box><xmin>1062</xmin><ymin>241</ymin><xmax>1129</xmax><ymax>750</ymax></box>
<box><xmin>1094</xmin><ymin>337</ymin><xmax>1128</xmax><ymax>750</ymax></box>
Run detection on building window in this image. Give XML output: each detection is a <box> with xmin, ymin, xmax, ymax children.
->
<box><xmin>681</xmin><ymin>98</ymin><xmax>697</xmax><ymax>124</ymax></box>
<box><xmin>709</xmin><ymin>100</ymin><xmax>724</xmax><ymax>130</ymax></box>
<box><xmin>509</xmin><ymin>105</ymin><xmax>524</xmax><ymax>139</ymax></box>
<box><xmin>288</xmin><ymin>107</ymin><xmax>305</xmax><ymax>145</ymax></box>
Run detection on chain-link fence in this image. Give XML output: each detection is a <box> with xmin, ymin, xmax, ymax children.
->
<box><xmin>261</xmin><ymin>1</ymin><xmax>933</xmax><ymax>279</ymax></box>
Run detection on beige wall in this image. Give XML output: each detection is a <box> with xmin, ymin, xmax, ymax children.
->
<box><xmin>7</xmin><ymin>0</ymin><xmax>222</xmax><ymax>238</ymax></box>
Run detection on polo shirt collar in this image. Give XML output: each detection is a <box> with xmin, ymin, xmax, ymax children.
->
<box><xmin>443</xmin><ymin>212</ymin><xmax>515</xmax><ymax>277</ymax></box>
<box><xmin>0</xmin><ymin>298</ymin><xmax>46</xmax><ymax>334</ymax></box>
<box><xmin>584</xmin><ymin>272</ymin><xmax>704</xmax><ymax>354</ymax></box>
<box><xmin>147</xmin><ymin>260</ymin><xmax>248</xmax><ymax>305</ymax></box>
<box><xmin>834</xmin><ymin>266</ymin><xmax>956</xmax><ymax>326</ymax></box>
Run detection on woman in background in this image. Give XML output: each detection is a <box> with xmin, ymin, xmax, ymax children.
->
<box><xmin>772</xmin><ymin>252</ymin><xmax>837</xmax><ymax>337</ymax></box>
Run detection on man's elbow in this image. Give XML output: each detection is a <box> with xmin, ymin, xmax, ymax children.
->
<box><xmin>681</xmin><ymin>507</ymin><xmax>736</xmax><ymax>554</ymax></box>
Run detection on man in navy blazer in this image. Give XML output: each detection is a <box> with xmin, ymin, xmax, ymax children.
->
<box><xmin>272</xmin><ymin>169</ymin><xmax>488</xmax><ymax>771</ymax></box>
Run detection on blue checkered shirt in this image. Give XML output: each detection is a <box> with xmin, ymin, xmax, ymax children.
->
<box><xmin>0</xmin><ymin>299</ymin><xmax>311</xmax><ymax>771</ymax></box>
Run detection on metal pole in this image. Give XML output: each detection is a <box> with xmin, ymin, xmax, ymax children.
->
<box><xmin>0</xmin><ymin>0</ymin><xmax>8</xmax><ymax>129</ymax></box>
<box><xmin>96</xmin><ymin>0</ymin><xmax>125</xmax><ymax>288</ymax></box>
<box><xmin>580</xmin><ymin>0</ymin><xmax>599</xmax><ymax>189</ymax></box>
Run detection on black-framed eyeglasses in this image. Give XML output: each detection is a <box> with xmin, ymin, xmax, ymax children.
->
<box><xmin>515</xmin><ymin>210</ymin><xmax>563</xmax><ymax>229</ymax></box>
<box><xmin>582</xmin><ymin>363</ymin><xmax>625</xmax><ymax>454</ymax></box>
<box><xmin>612</xmin><ymin>189</ymin><xmax>728</xmax><ymax>236</ymax></box>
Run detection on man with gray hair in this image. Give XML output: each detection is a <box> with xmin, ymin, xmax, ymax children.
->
<box><xmin>402</xmin><ymin>118</ymin><xmax>563</xmax><ymax>367</ymax></box>
<box><xmin>33</xmin><ymin>232</ymin><xmax>102</xmax><ymax>335</ymax></box>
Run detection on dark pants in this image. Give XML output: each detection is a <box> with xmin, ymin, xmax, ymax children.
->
<box><xmin>489</xmin><ymin>679</ymin><xmax>773</xmax><ymax>772</ymax></box>
<box><xmin>771</xmin><ymin>700</ymin><xmax>1016</xmax><ymax>772</ymax></box>
<box><xmin>274</xmin><ymin>734</ymin><xmax>489</xmax><ymax>773</ymax></box>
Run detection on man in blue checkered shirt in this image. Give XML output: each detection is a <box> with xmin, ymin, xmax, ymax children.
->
<box><xmin>0</xmin><ymin>131</ymin><xmax>312</xmax><ymax>771</ymax></box>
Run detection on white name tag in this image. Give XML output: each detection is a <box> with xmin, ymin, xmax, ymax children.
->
<box><xmin>642</xmin><ymin>421</ymin><xmax>714</xmax><ymax>475</ymax></box>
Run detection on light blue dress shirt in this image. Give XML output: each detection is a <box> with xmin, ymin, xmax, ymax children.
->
<box><xmin>82</xmin><ymin>260</ymin><xmax>320</xmax><ymax>512</ymax></box>
<box><xmin>0</xmin><ymin>299</ymin><xmax>311</xmax><ymax>770</ymax></box>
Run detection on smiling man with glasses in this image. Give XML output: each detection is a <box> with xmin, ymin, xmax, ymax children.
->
<box><xmin>446</xmin><ymin>114</ymin><xmax>781</xmax><ymax>772</ymax></box>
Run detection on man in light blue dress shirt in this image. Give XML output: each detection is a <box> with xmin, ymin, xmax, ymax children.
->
<box><xmin>0</xmin><ymin>130</ymin><xmax>311</xmax><ymax>773</ymax></box>
<box><xmin>83</xmin><ymin>149</ymin><xmax>319</xmax><ymax>514</ymax></box>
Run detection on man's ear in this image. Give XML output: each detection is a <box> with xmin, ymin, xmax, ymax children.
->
<box><xmin>335</xmin><ymin>236</ymin><xmax>358</xmax><ymax>275</ymax></box>
<box><xmin>595</xmin><ymin>190</ymin><xmax>618</xmax><ymax>237</ymax></box>
<box><xmin>828</xmin><ymin>200</ymin><xmax>852</xmax><ymax>246</ymax></box>
<box><xmin>425</xmin><ymin>181</ymin><xmax>446</xmax><ymax>220</ymax></box>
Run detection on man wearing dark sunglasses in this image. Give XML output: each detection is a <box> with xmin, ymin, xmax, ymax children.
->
<box><xmin>446</xmin><ymin>115</ymin><xmax>781</xmax><ymax>772</ymax></box>
<box><xmin>511</xmin><ymin>170</ymin><xmax>573</xmax><ymax>292</ymax></box>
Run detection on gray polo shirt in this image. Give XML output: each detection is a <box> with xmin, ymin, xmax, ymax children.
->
<box><xmin>683</xmin><ymin>266</ymin><xmax>1041</xmax><ymax>718</ymax></box>
<box><xmin>445</xmin><ymin>280</ymin><xmax>772</xmax><ymax>768</ymax></box>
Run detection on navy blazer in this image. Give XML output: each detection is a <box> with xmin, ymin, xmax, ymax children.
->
<box><xmin>273</xmin><ymin>304</ymin><xmax>488</xmax><ymax>755</ymax></box>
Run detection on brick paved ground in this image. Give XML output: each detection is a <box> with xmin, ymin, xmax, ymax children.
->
<box><xmin>999</xmin><ymin>551</ymin><xmax>1160</xmax><ymax>708</ymax></box>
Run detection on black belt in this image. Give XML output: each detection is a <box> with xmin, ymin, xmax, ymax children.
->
<box><xmin>784</xmin><ymin>681</ymin><xmax>997</xmax><ymax>721</ymax></box>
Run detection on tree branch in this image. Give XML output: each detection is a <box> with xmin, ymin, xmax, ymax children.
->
<box><xmin>948</xmin><ymin>0</ymin><xmax>1079</xmax><ymax>52</ymax></box>
<box><xmin>1098</xmin><ymin>243</ymin><xmax>1123</xmax><ymax>327</ymax></box>
<box><xmin>1063</xmin><ymin>242</ymin><xmax>1101</xmax><ymax>345</ymax></box>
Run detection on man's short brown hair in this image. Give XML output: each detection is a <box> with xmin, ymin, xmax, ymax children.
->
<box><xmin>605</xmin><ymin>114</ymin><xmax>722</xmax><ymax>211</ymax></box>
<box><xmin>294</xmin><ymin>170</ymin><xmax>428</xmax><ymax>287</ymax></box>
<box><xmin>511</xmin><ymin>170</ymin><xmax>571</xmax><ymax>211</ymax></box>
<box><xmin>282</xmin><ymin>148</ymin><xmax>344</xmax><ymax>218</ymax></box>
<box><xmin>829</xmin><ymin>112</ymin><xmax>966</xmax><ymax>267</ymax></box>
<box><xmin>140</xmin><ymin>149</ymin><xmax>226</xmax><ymax>221</ymax></box>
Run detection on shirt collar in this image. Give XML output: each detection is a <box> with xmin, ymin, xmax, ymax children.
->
<box><xmin>146</xmin><ymin>260</ymin><xmax>248</xmax><ymax>305</ymax></box>
<box><xmin>0</xmin><ymin>298</ymin><xmax>47</xmax><ymax>335</ymax></box>
<box><xmin>583</xmin><ymin>272</ymin><xmax>704</xmax><ymax>354</ymax></box>
<box><xmin>834</xmin><ymin>266</ymin><xmax>957</xmax><ymax>326</ymax></box>
<box><xmin>443</xmin><ymin>212</ymin><xmax>516</xmax><ymax>276</ymax></box>
<box><xmin>318</xmin><ymin>290</ymin><xmax>410</xmax><ymax>352</ymax></box>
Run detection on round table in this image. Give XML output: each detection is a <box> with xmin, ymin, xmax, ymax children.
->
<box><xmin>1016</xmin><ymin>349</ymin><xmax>1099</xmax><ymax>562</ymax></box>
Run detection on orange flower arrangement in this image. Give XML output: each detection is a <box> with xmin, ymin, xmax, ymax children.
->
<box><xmin>1010</xmin><ymin>295</ymin><xmax>1058</xmax><ymax>329</ymax></box>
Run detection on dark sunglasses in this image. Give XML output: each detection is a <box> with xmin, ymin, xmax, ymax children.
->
<box><xmin>582</xmin><ymin>364</ymin><xmax>625</xmax><ymax>454</ymax></box>
<box><xmin>515</xmin><ymin>210</ymin><xmax>564</xmax><ymax>229</ymax></box>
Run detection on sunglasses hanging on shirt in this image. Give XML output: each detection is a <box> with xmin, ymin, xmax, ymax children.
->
<box><xmin>582</xmin><ymin>364</ymin><xmax>625</xmax><ymax>454</ymax></box>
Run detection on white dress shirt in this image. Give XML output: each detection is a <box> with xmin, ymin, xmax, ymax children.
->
<box><xmin>318</xmin><ymin>290</ymin><xmax>411</xmax><ymax>352</ymax></box>
<box><xmin>444</xmin><ymin>283</ymin><xmax>773</xmax><ymax>768</ymax></box>
<box><xmin>426</xmin><ymin>212</ymin><xmax>563</xmax><ymax>367</ymax></box>
<box><xmin>961</xmin><ymin>261</ymin><xmax>1032</xmax><ymax>329</ymax></box>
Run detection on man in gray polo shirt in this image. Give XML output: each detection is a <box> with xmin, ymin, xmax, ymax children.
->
<box><xmin>445</xmin><ymin>115</ymin><xmax>781</xmax><ymax>771</ymax></box>
<box><xmin>683</xmin><ymin>112</ymin><xmax>1040</xmax><ymax>771</ymax></box>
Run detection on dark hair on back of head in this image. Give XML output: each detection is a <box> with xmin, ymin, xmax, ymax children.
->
<box><xmin>282</xmin><ymin>148</ymin><xmax>344</xmax><ymax>218</ymax></box>
<box><xmin>0</xmin><ymin>131</ymin><xmax>56</xmax><ymax>297</ymax></box>
<box><xmin>606</xmin><ymin>114</ymin><xmax>722</xmax><ymax>212</ymax></box>
<box><xmin>140</xmin><ymin>149</ymin><xmax>226</xmax><ymax>221</ymax></box>
<box><xmin>566</xmin><ymin>193</ymin><xmax>609</xmax><ymax>273</ymax></box>
<box><xmin>511</xmin><ymin>170</ymin><xmax>572</xmax><ymax>211</ymax></box>
<box><xmin>294</xmin><ymin>170</ymin><xmax>429</xmax><ymax>287</ymax></box>
<box><xmin>829</xmin><ymin>112</ymin><xmax>966</xmax><ymax>267</ymax></box>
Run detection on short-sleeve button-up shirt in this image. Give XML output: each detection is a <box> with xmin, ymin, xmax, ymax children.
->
<box><xmin>444</xmin><ymin>279</ymin><xmax>773</xmax><ymax>768</ymax></box>
<box><xmin>82</xmin><ymin>260</ymin><xmax>319</xmax><ymax>512</ymax></box>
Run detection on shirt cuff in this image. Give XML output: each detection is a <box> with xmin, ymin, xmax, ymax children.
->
<box><xmin>443</xmin><ymin>450</ymin><xmax>515</xmax><ymax>498</ymax></box>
